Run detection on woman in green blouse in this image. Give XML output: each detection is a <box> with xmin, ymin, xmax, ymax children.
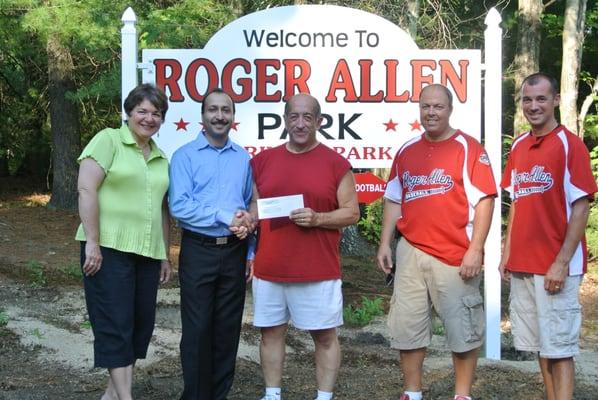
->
<box><xmin>76</xmin><ymin>84</ymin><xmax>171</xmax><ymax>400</ymax></box>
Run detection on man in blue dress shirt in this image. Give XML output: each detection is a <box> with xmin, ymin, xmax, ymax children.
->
<box><xmin>169</xmin><ymin>88</ymin><xmax>254</xmax><ymax>400</ymax></box>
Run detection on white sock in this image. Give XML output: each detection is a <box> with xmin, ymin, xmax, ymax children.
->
<box><xmin>404</xmin><ymin>391</ymin><xmax>423</xmax><ymax>400</ymax></box>
<box><xmin>315</xmin><ymin>389</ymin><xmax>333</xmax><ymax>400</ymax></box>
<box><xmin>265</xmin><ymin>387</ymin><xmax>281</xmax><ymax>399</ymax></box>
<box><xmin>454</xmin><ymin>397</ymin><xmax>471</xmax><ymax>400</ymax></box>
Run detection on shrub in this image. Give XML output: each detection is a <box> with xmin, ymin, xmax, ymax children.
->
<box><xmin>357</xmin><ymin>198</ymin><xmax>383</xmax><ymax>244</ymax></box>
<box><xmin>343</xmin><ymin>296</ymin><xmax>384</xmax><ymax>327</ymax></box>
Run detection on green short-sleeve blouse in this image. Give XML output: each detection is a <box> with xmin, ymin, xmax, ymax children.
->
<box><xmin>75</xmin><ymin>125</ymin><xmax>169</xmax><ymax>260</ymax></box>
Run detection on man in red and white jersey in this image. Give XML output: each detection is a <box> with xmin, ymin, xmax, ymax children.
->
<box><xmin>499</xmin><ymin>73</ymin><xmax>597</xmax><ymax>400</ymax></box>
<box><xmin>250</xmin><ymin>93</ymin><xmax>360</xmax><ymax>400</ymax></box>
<box><xmin>377</xmin><ymin>84</ymin><xmax>497</xmax><ymax>400</ymax></box>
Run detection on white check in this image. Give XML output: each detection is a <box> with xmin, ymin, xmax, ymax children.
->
<box><xmin>257</xmin><ymin>194</ymin><xmax>304</xmax><ymax>219</ymax></box>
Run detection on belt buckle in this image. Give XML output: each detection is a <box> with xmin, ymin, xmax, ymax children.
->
<box><xmin>216</xmin><ymin>236</ymin><xmax>228</xmax><ymax>245</ymax></box>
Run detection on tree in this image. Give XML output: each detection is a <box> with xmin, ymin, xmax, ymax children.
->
<box><xmin>512</xmin><ymin>0</ymin><xmax>544</xmax><ymax>134</ymax></box>
<box><xmin>46</xmin><ymin>33</ymin><xmax>81</xmax><ymax>210</ymax></box>
<box><xmin>560</xmin><ymin>0</ymin><xmax>587</xmax><ymax>137</ymax></box>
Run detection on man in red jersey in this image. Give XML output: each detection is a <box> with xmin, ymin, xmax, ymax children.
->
<box><xmin>250</xmin><ymin>93</ymin><xmax>359</xmax><ymax>400</ymax></box>
<box><xmin>499</xmin><ymin>73</ymin><xmax>597</xmax><ymax>400</ymax></box>
<box><xmin>377</xmin><ymin>84</ymin><xmax>497</xmax><ymax>400</ymax></box>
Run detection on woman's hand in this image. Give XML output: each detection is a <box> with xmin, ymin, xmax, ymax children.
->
<box><xmin>160</xmin><ymin>260</ymin><xmax>172</xmax><ymax>284</ymax></box>
<box><xmin>83</xmin><ymin>242</ymin><xmax>102</xmax><ymax>276</ymax></box>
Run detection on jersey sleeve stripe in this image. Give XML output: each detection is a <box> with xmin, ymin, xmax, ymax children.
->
<box><xmin>455</xmin><ymin>134</ymin><xmax>486</xmax><ymax>240</ymax></box>
<box><xmin>384</xmin><ymin>177</ymin><xmax>402</xmax><ymax>203</ymax></box>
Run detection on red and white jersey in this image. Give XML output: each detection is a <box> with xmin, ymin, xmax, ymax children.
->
<box><xmin>501</xmin><ymin>125</ymin><xmax>597</xmax><ymax>275</ymax></box>
<box><xmin>385</xmin><ymin>130</ymin><xmax>497</xmax><ymax>266</ymax></box>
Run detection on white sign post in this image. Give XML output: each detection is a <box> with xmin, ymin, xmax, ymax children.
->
<box><xmin>120</xmin><ymin>7</ymin><xmax>137</xmax><ymax>121</ymax></box>
<box><xmin>483</xmin><ymin>8</ymin><xmax>503</xmax><ymax>360</ymax></box>
<box><xmin>121</xmin><ymin>4</ymin><xmax>503</xmax><ymax>359</ymax></box>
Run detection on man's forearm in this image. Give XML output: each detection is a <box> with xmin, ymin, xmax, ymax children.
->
<box><xmin>314</xmin><ymin>207</ymin><xmax>360</xmax><ymax>230</ymax></box>
<box><xmin>468</xmin><ymin>196</ymin><xmax>494</xmax><ymax>251</ymax></box>
<box><xmin>555</xmin><ymin>198</ymin><xmax>590</xmax><ymax>264</ymax></box>
<box><xmin>379</xmin><ymin>199</ymin><xmax>401</xmax><ymax>247</ymax></box>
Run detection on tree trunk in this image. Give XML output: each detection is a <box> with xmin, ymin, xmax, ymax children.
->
<box><xmin>512</xmin><ymin>0</ymin><xmax>543</xmax><ymax>135</ymax></box>
<box><xmin>47</xmin><ymin>34</ymin><xmax>80</xmax><ymax>211</ymax></box>
<box><xmin>560</xmin><ymin>0</ymin><xmax>587</xmax><ymax>137</ymax></box>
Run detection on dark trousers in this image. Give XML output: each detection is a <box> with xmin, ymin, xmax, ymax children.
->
<box><xmin>81</xmin><ymin>243</ymin><xmax>160</xmax><ymax>368</ymax></box>
<box><xmin>179</xmin><ymin>230</ymin><xmax>247</xmax><ymax>400</ymax></box>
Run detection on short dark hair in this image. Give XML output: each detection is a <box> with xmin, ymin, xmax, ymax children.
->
<box><xmin>201</xmin><ymin>88</ymin><xmax>236</xmax><ymax>114</ymax></box>
<box><xmin>420</xmin><ymin>84</ymin><xmax>453</xmax><ymax>108</ymax></box>
<box><xmin>124</xmin><ymin>84</ymin><xmax>168</xmax><ymax>120</ymax></box>
<box><xmin>522</xmin><ymin>72</ymin><xmax>559</xmax><ymax>96</ymax></box>
<box><xmin>284</xmin><ymin>93</ymin><xmax>321</xmax><ymax>117</ymax></box>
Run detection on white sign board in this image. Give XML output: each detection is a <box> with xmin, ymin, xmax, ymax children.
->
<box><xmin>128</xmin><ymin>4</ymin><xmax>502</xmax><ymax>360</ymax></box>
<box><xmin>142</xmin><ymin>5</ymin><xmax>481</xmax><ymax>168</ymax></box>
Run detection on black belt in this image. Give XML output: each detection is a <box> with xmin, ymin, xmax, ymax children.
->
<box><xmin>183</xmin><ymin>229</ymin><xmax>240</xmax><ymax>245</ymax></box>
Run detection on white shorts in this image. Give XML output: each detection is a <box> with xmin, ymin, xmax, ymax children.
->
<box><xmin>252</xmin><ymin>277</ymin><xmax>343</xmax><ymax>330</ymax></box>
<box><xmin>510</xmin><ymin>273</ymin><xmax>582</xmax><ymax>358</ymax></box>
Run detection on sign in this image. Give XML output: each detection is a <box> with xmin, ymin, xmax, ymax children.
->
<box><xmin>354</xmin><ymin>172</ymin><xmax>386</xmax><ymax>204</ymax></box>
<box><xmin>125</xmin><ymin>4</ymin><xmax>504</xmax><ymax>360</ymax></box>
<box><xmin>141</xmin><ymin>5</ymin><xmax>481</xmax><ymax>168</ymax></box>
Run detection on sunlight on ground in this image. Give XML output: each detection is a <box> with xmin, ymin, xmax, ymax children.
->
<box><xmin>0</xmin><ymin>193</ymin><xmax>50</xmax><ymax>209</ymax></box>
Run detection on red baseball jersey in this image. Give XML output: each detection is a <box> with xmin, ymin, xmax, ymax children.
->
<box><xmin>501</xmin><ymin>125</ymin><xmax>597</xmax><ymax>275</ymax></box>
<box><xmin>385</xmin><ymin>130</ymin><xmax>497</xmax><ymax>266</ymax></box>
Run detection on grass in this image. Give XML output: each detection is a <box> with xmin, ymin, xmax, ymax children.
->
<box><xmin>61</xmin><ymin>262</ymin><xmax>83</xmax><ymax>280</ymax></box>
<box><xmin>432</xmin><ymin>316</ymin><xmax>445</xmax><ymax>336</ymax></box>
<box><xmin>343</xmin><ymin>296</ymin><xmax>384</xmax><ymax>327</ymax></box>
<box><xmin>30</xmin><ymin>327</ymin><xmax>45</xmax><ymax>340</ymax></box>
<box><xmin>80</xmin><ymin>320</ymin><xmax>91</xmax><ymax>329</ymax></box>
<box><xmin>27</xmin><ymin>260</ymin><xmax>47</xmax><ymax>287</ymax></box>
<box><xmin>0</xmin><ymin>310</ymin><xmax>8</xmax><ymax>327</ymax></box>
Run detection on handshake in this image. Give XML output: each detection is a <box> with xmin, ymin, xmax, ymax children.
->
<box><xmin>229</xmin><ymin>209</ymin><xmax>257</xmax><ymax>239</ymax></box>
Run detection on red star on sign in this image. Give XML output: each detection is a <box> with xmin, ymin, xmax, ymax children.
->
<box><xmin>409</xmin><ymin>120</ymin><xmax>422</xmax><ymax>131</ymax></box>
<box><xmin>174</xmin><ymin>118</ymin><xmax>190</xmax><ymax>131</ymax></box>
<box><xmin>383</xmin><ymin>119</ymin><xmax>398</xmax><ymax>131</ymax></box>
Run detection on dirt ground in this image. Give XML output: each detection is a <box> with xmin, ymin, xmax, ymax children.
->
<box><xmin>1</xmin><ymin>178</ymin><xmax>597</xmax><ymax>400</ymax></box>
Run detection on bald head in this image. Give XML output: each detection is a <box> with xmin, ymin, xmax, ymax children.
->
<box><xmin>420</xmin><ymin>84</ymin><xmax>453</xmax><ymax>109</ymax></box>
<box><xmin>285</xmin><ymin>93</ymin><xmax>321</xmax><ymax>119</ymax></box>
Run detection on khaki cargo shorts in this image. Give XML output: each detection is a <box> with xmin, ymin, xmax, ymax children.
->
<box><xmin>509</xmin><ymin>272</ymin><xmax>582</xmax><ymax>358</ymax></box>
<box><xmin>387</xmin><ymin>238</ymin><xmax>485</xmax><ymax>353</ymax></box>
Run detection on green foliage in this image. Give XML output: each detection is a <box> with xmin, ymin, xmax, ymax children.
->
<box><xmin>0</xmin><ymin>310</ymin><xmax>9</xmax><ymax>327</ymax></box>
<box><xmin>583</xmin><ymin>112</ymin><xmax>598</xmax><ymax>140</ymax></box>
<box><xmin>27</xmin><ymin>260</ymin><xmax>46</xmax><ymax>287</ymax></box>
<box><xmin>357</xmin><ymin>198</ymin><xmax>383</xmax><ymax>244</ymax></box>
<box><xmin>80</xmin><ymin>320</ymin><xmax>92</xmax><ymax>329</ymax></box>
<box><xmin>432</xmin><ymin>316</ymin><xmax>445</xmax><ymax>336</ymax></box>
<box><xmin>30</xmin><ymin>327</ymin><xmax>45</xmax><ymax>339</ymax></box>
<box><xmin>343</xmin><ymin>296</ymin><xmax>384</xmax><ymax>327</ymax></box>
<box><xmin>61</xmin><ymin>263</ymin><xmax>83</xmax><ymax>280</ymax></box>
<box><xmin>587</xmin><ymin>146</ymin><xmax>598</xmax><ymax>259</ymax></box>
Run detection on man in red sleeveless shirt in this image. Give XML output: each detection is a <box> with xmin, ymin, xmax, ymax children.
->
<box><xmin>377</xmin><ymin>84</ymin><xmax>497</xmax><ymax>400</ymax></box>
<box><xmin>250</xmin><ymin>93</ymin><xmax>360</xmax><ymax>400</ymax></box>
<box><xmin>499</xmin><ymin>73</ymin><xmax>597</xmax><ymax>400</ymax></box>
